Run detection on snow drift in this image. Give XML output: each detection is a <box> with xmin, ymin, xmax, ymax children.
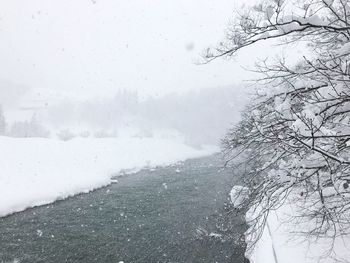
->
<box><xmin>0</xmin><ymin>136</ymin><xmax>217</xmax><ymax>217</ymax></box>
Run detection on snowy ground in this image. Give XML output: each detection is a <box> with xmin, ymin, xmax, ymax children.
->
<box><xmin>245</xmin><ymin>198</ymin><xmax>350</xmax><ymax>263</ymax></box>
<box><xmin>0</xmin><ymin>136</ymin><xmax>218</xmax><ymax>217</ymax></box>
<box><xmin>227</xmin><ymin>184</ymin><xmax>350</xmax><ymax>262</ymax></box>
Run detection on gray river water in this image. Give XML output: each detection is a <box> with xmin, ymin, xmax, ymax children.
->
<box><xmin>0</xmin><ymin>155</ymin><xmax>248</xmax><ymax>263</ymax></box>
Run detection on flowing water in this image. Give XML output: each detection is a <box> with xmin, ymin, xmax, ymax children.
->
<box><xmin>0</xmin><ymin>155</ymin><xmax>248</xmax><ymax>263</ymax></box>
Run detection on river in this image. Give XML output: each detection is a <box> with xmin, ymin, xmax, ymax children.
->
<box><xmin>0</xmin><ymin>155</ymin><xmax>248</xmax><ymax>263</ymax></box>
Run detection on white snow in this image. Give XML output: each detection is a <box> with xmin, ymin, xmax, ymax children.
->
<box><xmin>0</xmin><ymin>136</ymin><xmax>218</xmax><ymax>217</ymax></box>
<box><xmin>338</xmin><ymin>42</ymin><xmax>350</xmax><ymax>56</ymax></box>
<box><xmin>246</xmin><ymin>198</ymin><xmax>350</xmax><ymax>263</ymax></box>
<box><xmin>229</xmin><ymin>185</ymin><xmax>250</xmax><ymax>208</ymax></box>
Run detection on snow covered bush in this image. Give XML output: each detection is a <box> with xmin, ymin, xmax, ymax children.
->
<box><xmin>79</xmin><ymin>130</ymin><xmax>91</xmax><ymax>138</ymax></box>
<box><xmin>229</xmin><ymin>186</ymin><xmax>250</xmax><ymax>209</ymax></box>
<box><xmin>57</xmin><ymin>129</ymin><xmax>76</xmax><ymax>141</ymax></box>
<box><xmin>211</xmin><ymin>0</ymin><xmax>350</xmax><ymax>260</ymax></box>
<box><xmin>93</xmin><ymin>130</ymin><xmax>118</xmax><ymax>138</ymax></box>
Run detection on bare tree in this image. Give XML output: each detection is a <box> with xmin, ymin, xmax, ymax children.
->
<box><xmin>210</xmin><ymin>0</ymin><xmax>350</xmax><ymax>259</ymax></box>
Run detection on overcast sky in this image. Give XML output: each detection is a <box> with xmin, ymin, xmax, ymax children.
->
<box><xmin>0</xmin><ymin>0</ymin><xmax>276</xmax><ymax>100</ymax></box>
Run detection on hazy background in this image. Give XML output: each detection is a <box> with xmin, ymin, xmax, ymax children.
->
<box><xmin>0</xmin><ymin>0</ymin><xmax>282</xmax><ymax>146</ymax></box>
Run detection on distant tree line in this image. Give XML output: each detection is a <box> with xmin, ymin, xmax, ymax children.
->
<box><xmin>0</xmin><ymin>86</ymin><xmax>246</xmax><ymax>144</ymax></box>
<box><xmin>0</xmin><ymin>105</ymin><xmax>5</xmax><ymax>135</ymax></box>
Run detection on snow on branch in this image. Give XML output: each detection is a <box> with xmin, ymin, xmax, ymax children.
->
<box><xmin>217</xmin><ymin>0</ymin><xmax>350</xmax><ymax>260</ymax></box>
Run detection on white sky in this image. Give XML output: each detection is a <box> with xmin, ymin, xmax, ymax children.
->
<box><xmin>0</xmin><ymin>0</ymin><xmax>276</xmax><ymax>100</ymax></box>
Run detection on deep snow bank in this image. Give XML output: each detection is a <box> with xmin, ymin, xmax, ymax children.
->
<box><xmin>0</xmin><ymin>136</ymin><xmax>218</xmax><ymax>217</ymax></box>
<box><xmin>245</xmin><ymin>200</ymin><xmax>350</xmax><ymax>263</ymax></box>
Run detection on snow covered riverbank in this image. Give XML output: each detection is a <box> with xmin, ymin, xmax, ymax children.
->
<box><xmin>227</xmin><ymin>184</ymin><xmax>350</xmax><ymax>263</ymax></box>
<box><xmin>245</xmin><ymin>199</ymin><xmax>350</xmax><ymax>263</ymax></box>
<box><xmin>0</xmin><ymin>136</ymin><xmax>218</xmax><ymax>217</ymax></box>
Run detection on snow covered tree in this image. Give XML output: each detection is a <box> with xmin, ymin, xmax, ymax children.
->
<box><xmin>0</xmin><ymin>105</ymin><xmax>6</xmax><ymax>135</ymax></box>
<box><xmin>211</xmin><ymin>0</ymin><xmax>350</xmax><ymax>258</ymax></box>
<box><xmin>10</xmin><ymin>114</ymin><xmax>49</xmax><ymax>138</ymax></box>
